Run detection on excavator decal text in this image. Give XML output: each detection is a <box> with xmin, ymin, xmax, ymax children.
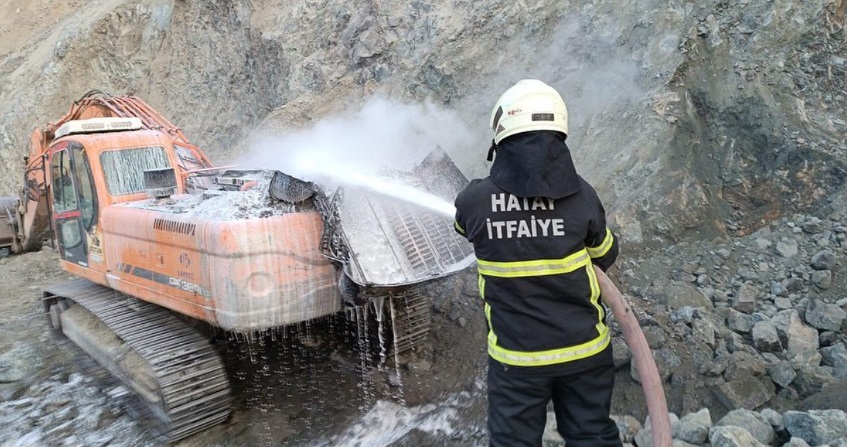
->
<box><xmin>118</xmin><ymin>262</ymin><xmax>212</xmax><ymax>297</ymax></box>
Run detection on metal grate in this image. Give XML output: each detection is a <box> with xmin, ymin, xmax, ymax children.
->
<box><xmin>388</xmin><ymin>286</ymin><xmax>432</xmax><ymax>355</ymax></box>
<box><xmin>384</xmin><ymin>201</ymin><xmax>474</xmax><ymax>276</ymax></box>
<box><xmin>153</xmin><ymin>218</ymin><xmax>196</xmax><ymax>236</ymax></box>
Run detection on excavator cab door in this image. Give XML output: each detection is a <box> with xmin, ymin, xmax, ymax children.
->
<box><xmin>49</xmin><ymin>141</ymin><xmax>97</xmax><ymax>267</ymax></box>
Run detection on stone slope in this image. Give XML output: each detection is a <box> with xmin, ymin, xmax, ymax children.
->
<box><xmin>2</xmin><ymin>0</ymin><xmax>845</xmax><ymax>245</ymax></box>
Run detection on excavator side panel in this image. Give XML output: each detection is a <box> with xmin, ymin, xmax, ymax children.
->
<box><xmin>98</xmin><ymin>205</ymin><xmax>342</xmax><ymax>331</ymax></box>
<box><xmin>203</xmin><ymin>213</ymin><xmax>342</xmax><ymax>330</ymax></box>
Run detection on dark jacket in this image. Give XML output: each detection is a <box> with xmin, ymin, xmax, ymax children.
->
<box><xmin>454</xmin><ymin>131</ymin><xmax>618</xmax><ymax>374</ymax></box>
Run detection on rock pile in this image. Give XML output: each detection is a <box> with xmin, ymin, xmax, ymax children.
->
<box><xmin>552</xmin><ymin>209</ymin><xmax>847</xmax><ymax>446</ymax></box>
<box><xmin>543</xmin><ymin>407</ymin><xmax>847</xmax><ymax>447</ymax></box>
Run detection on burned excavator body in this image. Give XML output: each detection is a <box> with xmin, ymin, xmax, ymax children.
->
<box><xmin>3</xmin><ymin>91</ymin><xmax>474</xmax><ymax>441</ymax></box>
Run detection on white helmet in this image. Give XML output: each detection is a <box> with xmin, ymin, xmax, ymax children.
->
<box><xmin>490</xmin><ymin>79</ymin><xmax>569</xmax><ymax>144</ymax></box>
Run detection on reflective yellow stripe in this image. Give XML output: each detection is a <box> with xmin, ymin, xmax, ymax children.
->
<box><xmin>484</xmin><ymin>301</ymin><xmax>498</xmax><ymax>346</ymax></box>
<box><xmin>476</xmin><ymin>249</ymin><xmax>590</xmax><ymax>278</ymax></box>
<box><xmin>454</xmin><ymin>221</ymin><xmax>465</xmax><ymax>235</ymax></box>
<box><xmin>586</xmin><ymin>228</ymin><xmax>614</xmax><ymax>258</ymax></box>
<box><xmin>586</xmin><ymin>262</ymin><xmax>607</xmax><ymax>332</ymax></box>
<box><xmin>488</xmin><ymin>327</ymin><xmax>611</xmax><ymax>366</ymax></box>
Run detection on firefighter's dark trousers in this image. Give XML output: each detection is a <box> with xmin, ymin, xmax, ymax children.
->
<box><xmin>487</xmin><ymin>360</ymin><xmax>622</xmax><ymax>447</ymax></box>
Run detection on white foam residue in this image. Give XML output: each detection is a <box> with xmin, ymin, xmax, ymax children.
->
<box><xmin>339</xmin><ymin>192</ymin><xmax>411</xmax><ymax>285</ymax></box>
<box><xmin>327</xmin><ymin>399</ymin><xmax>460</xmax><ymax>447</ymax></box>
<box><xmin>125</xmin><ymin>171</ymin><xmax>297</xmax><ymax>220</ymax></box>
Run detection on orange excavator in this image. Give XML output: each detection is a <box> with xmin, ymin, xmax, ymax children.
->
<box><xmin>0</xmin><ymin>91</ymin><xmax>475</xmax><ymax>441</ymax></box>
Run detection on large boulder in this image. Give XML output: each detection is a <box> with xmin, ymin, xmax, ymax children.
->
<box><xmin>784</xmin><ymin>410</ymin><xmax>847</xmax><ymax>446</ymax></box>
<box><xmin>712</xmin><ymin>376</ymin><xmax>774</xmax><ymax>411</ymax></box>
<box><xmin>714</xmin><ymin>409</ymin><xmax>776</xmax><ymax>445</ymax></box>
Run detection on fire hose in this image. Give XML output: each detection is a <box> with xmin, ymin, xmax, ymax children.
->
<box><xmin>594</xmin><ymin>265</ymin><xmax>672</xmax><ymax>447</ymax></box>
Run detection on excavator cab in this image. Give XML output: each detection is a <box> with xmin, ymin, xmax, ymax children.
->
<box><xmin>49</xmin><ymin>140</ymin><xmax>98</xmax><ymax>266</ymax></box>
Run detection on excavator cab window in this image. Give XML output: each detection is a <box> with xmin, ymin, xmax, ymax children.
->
<box><xmin>52</xmin><ymin>150</ymin><xmax>77</xmax><ymax>212</ymax></box>
<box><xmin>100</xmin><ymin>146</ymin><xmax>171</xmax><ymax>196</ymax></box>
<box><xmin>69</xmin><ymin>143</ymin><xmax>97</xmax><ymax>231</ymax></box>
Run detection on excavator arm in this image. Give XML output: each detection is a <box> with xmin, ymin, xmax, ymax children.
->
<box><xmin>0</xmin><ymin>197</ymin><xmax>19</xmax><ymax>255</ymax></box>
<box><xmin>0</xmin><ymin>130</ymin><xmax>51</xmax><ymax>255</ymax></box>
<box><xmin>11</xmin><ymin>148</ymin><xmax>51</xmax><ymax>253</ymax></box>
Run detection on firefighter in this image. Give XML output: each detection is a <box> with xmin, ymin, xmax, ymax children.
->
<box><xmin>454</xmin><ymin>79</ymin><xmax>622</xmax><ymax>447</ymax></box>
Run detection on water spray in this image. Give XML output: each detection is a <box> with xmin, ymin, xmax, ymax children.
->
<box><xmin>293</xmin><ymin>157</ymin><xmax>457</xmax><ymax>217</ymax></box>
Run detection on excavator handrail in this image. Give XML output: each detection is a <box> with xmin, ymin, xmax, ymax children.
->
<box><xmin>46</xmin><ymin>91</ymin><xmax>213</xmax><ymax>168</ymax></box>
<box><xmin>23</xmin><ymin>156</ymin><xmax>46</xmax><ymax>202</ymax></box>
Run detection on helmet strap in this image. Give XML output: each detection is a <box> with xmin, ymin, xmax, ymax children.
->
<box><xmin>487</xmin><ymin>140</ymin><xmax>497</xmax><ymax>162</ymax></box>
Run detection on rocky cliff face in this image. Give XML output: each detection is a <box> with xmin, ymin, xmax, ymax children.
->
<box><xmin>1</xmin><ymin>0</ymin><xmax>845</xmax><ymax>245</ymax></box>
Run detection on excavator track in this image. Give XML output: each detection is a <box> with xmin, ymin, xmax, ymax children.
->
<box><xmin>43</xmin><ymin>279</ymin><xmax>231</xmax><ymax>443</ymax></box>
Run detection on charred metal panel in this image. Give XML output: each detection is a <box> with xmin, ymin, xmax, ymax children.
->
<box><xmin>334</xmin><ymin>149</ymin><xmax>475</xmax><ymax>287</ymax></box>
<box><xmin>269</xmin><ymin>171</ymin><xmax>317</xmax><ymax>203</ymax></box>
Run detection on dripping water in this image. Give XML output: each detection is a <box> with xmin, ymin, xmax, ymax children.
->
<box><xmin>298</xmin><ymin>162</ymin><xmax>457</xmax><ymax>218</ymax></box>
<box><xmin>372</xmin><ymin>296</ymin><xmax>388</xmax><ymax>368</ymax></box>
<box><xmin>217</xmin><ymin>313</ymin><xmax>393</xmax><ymax>446</ymax></box>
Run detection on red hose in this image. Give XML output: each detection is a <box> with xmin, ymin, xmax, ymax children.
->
<box><xmin>594</xmin><ymin>265</ymin><xmax>672</xmax><ymax>447</ymax></box>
